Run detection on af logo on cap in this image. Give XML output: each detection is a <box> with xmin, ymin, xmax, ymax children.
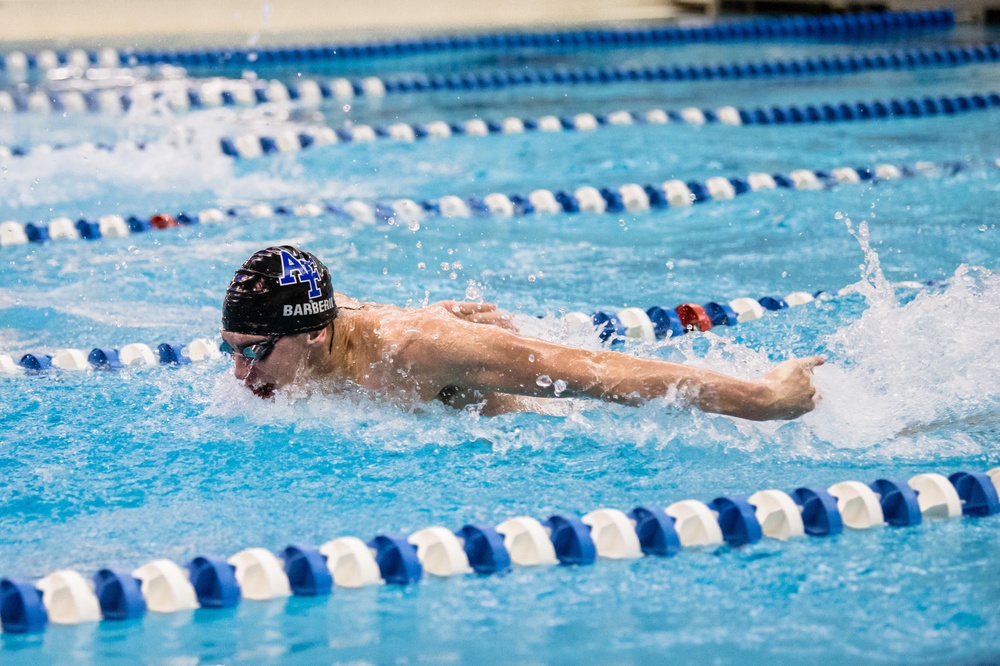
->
<box><xmin>278</xmin><ymin>248</ymin><xmax>322</xmax><ymax>299</ymax></box>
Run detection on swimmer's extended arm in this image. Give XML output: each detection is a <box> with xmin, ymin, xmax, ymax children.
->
<box><xmin>421</xmin><ymin>321</ymin><xmax>822</xmax><ymax>421</ymax></box>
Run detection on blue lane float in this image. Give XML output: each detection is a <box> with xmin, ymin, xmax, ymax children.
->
<box><xmin>280</xmin><ymin>546</ymin><xmax>334</xmax><ymax>596</ymax></box>
<box><xmin>186</xmin><ymin>556</ymin><xmax>241</xmax><ymax>609</ymax></box>
<box><xmin>0</xmin><ymin>10</ymin><xmax>953</xmax><ymax>73</ymax></box>
<box><xmin>1</xmin><ymin>158</ymin><xmax>994</xmax><ymax>254</ymax></box>
<box><xmin>2</xmin><ymin>466</ymin><xmax>996</xmax><ymax>634</ymax></box>
<box><xmin>93</xmin><ymin>569</ymin><xmax>146</xmax><ymax>621</ymax></box>
<box><xmin>216</xmin><ymin>91</ymin><xmax>1000</xmax><ymax>160</ymax></box>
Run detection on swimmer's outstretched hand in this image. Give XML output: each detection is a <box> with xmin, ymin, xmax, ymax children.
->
<box><xmin>758</xmin><ymin>356</ymin><xmax>824</xmax><ymax>420</ymax></box>
<box><xmin>435</xmin><ymin>301</ymin><xmax>518</xmax><ymax>330</ymax></box>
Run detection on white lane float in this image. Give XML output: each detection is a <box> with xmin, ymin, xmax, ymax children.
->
<box><xmin>582</xmin><ymin>509</ymin><xmax>643</xmax><ymax>559</ymax></box>
<box><xmin>827</xmin><ymin>481</ymin><xmax>885</xmax><ymax>529</ymax></box>
<box><xmin>908</xmin><ymin>473</ymin><xmax>962</xmax><ymax>519</ymax></box>
<box><xmin>132</xmin><ymin>559</ymin><xmax>199</xmax><ymax>613</ymax></box>
<box><xmin>319</xmin><ymin>537</ymin><xmax>383</xmax><ymax>587</ymax></box>
<box><xmin>495</xmin><ymin>517</ymin><xmax>559</xmax><ymax>566</ymax></box>
<box><xmin>35</xmin><ymin>570</ymin><xmax>102</xmax><ymax>624</ymax></box>
<box><xmin>408</xmin><ymin>527</ymin><xmax>473</xmax><ymax>576</ymax></box>
<box><xmin>227</xmin><ymin>548</ymin><xmax>292</xmax><ymax>600</ymax></box>
<box><xmin>665</xmin><ymin>500</ymin><xmax>724</xmax><ymax>547</ymax></box>
<box><xmin>747</xmin><ymin>490</ymin><xmax>805</xmax><ymax>540</ymax></box>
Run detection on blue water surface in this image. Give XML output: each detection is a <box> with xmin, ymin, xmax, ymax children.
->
<box><xmin>1</xmin><ymin>18</ymin><xmax>1000</xmax><ymax>665</ymax></box>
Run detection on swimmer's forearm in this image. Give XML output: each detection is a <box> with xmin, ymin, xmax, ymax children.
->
<box><xmin>437</xmin><ymin>324</ymin><xmax>814</xmax><ymax>421</ymax></box>
<box><xmin>459</xmin><ymin>341</ymin><xmax>773</xmax><ymax>419</ymax></box>
<box><xmin>555</xmin><ymin>352</ymin><xmax>775</xmax><ymax>420</ymax></box>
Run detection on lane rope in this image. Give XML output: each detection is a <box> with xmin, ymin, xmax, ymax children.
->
<box><xmin>0</xmin><ymin>278</ymin><xmax>939</xmax><ymax>376</ymax></box>
<box><xmin>0</xmin><ymin>10</ymin><xmax>954</xmax><ymax>73</ymax></box>
<box><xmin>3</xmin><ymin>40</ymin><xmax>996</xmax><ymax>116</ymax></box>
<box><xmin>0</xmin><ymin>158</ymin><xmax>992</xmax><ymax>252</ymax></box>
<box><xmin>215</xmin><ymin>91</ymin><xmax>1000</xmax><ymax>160</ymax></box>
<box><xmin>1</xmin><ymin>464</ymin><xmax>995</xmax><ymax>632</ymax></box>
<box><xmin>7</xmin><ymin>90</ymin><xmax>997</xmax><ymax>157</ymax></box>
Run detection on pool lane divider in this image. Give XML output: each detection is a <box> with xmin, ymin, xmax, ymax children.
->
<box><xmin>1</xmin><ymin>467</ymin><xmax>997</xmax><ymax>633</ymax></box>
<box><xmin>5</xmin><ymin>39</ymin><xmax>996</xmax><ymax>116</ymax></box>
<box><xmin>7</xmin><ymin>87</ymin><xmax>1000</xmax><ymax>158</ymax></box>
<box><xmin>216</xmin><ymin>91</ymin><xmax>1000</xmax><ymax>160</ymax></box>
<box><xmin>0</xmin><ymin>10</ymin><xmax>954</xmax><ymax>73</ymax></box>
<box><xmin>0</xmin><ymin>157</ymin><xmax>993</xmax><ymax>251</ymax></box>
<box><xmin>0</xmin><ymin>278</ymin><xmax>939</xmax><ymax>377</ymax></box>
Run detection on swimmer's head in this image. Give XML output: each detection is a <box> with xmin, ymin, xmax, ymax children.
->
<box><xmin>223</xmin><ymin>245</ymin><xmax>337</xmax><ymax>336</ymax></box>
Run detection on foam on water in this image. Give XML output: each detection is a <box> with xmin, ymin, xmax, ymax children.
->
<box><xmin>805</xmin><ymin>220</ymin><xmax>1000</xmax><ymax>455</ymax></box>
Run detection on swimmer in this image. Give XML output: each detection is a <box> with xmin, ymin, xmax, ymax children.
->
<box><xmin>221</xmin><ymin>246</ymin><xmax>823</xmax><ymax>420</ymax></box>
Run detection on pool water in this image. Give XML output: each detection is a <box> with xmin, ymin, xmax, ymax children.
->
<box><xmin>1</xmin><ymin>19</ymin><xmax>1000</xmax><ymax>664</ymax></box>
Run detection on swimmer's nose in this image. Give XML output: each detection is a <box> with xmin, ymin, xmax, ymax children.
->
<box><xmin>232</xmin><ymin>356</ymin><xmax>251</xmax><ymax>381</ymax></box>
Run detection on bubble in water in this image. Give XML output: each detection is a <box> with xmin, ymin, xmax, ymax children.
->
<box><xmin>527</xmin><ymin>354</ymin><xmax>535</xmax><ymax>362</ymax></box>
<box><xmin>979</xmin><ymin>225</ymin><xmax>988</xmax><ymax>232</ymax></box>
<box><xmin>342</xmin><ymin>104</ymin><xmax>351</xmax><ymax>112</ymax></box>
<box><xmin>553</xmin><ymin>379</ymin><xmax>568</xmax><ymax>396</ymax></box>
<box><xmin>417</xmin><ymin>262</ymin><xmax>426</xmax><ymax>270</ymax></box>
<box><xmin>536</xmin><ymin>375</ymin><xmax>552</xmax><ymax>388</ymax></box>
<box><xmin>835</xmin><ymin>212</ymin><xmax>844</xmax><ymax>220</ymax></box>
<box><xmin>441</xmin><ymin>262</ymin><xmax>450</xmax><ymax>271</ymax></box>
<box><xmin>407</xmin><ymin>220</ymin><xmax>420</xmax><ymax>232</ymax></box>
<box><xmin>528</xmin><ymin>274</ymin><xmax>536</xmax><ymax>283</ymax></box>
<box><xmin>449</xmin><ymin>272</ymin><xmax>457</xmax><ymax>280</ymax></box>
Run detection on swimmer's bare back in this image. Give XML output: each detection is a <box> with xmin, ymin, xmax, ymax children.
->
<box><xmin>334</xmin><ymin>299</ymin><xmax>822</xmax><ymax>421</ymax></box>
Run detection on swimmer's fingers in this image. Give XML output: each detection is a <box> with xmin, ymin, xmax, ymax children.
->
<box><xmin>463</xmin><ymin>311</ymin><xmax>518</xmax><ymax>330</ymax></box>
<box><xmin>801</xmin><ymin>355</ymin><xmax>825</xmax><ymax>371</ymax></box>
<box><xmin>438</xmin><ymin>300</ymin><xmax>499</xmax><ymax>315</ymax></box>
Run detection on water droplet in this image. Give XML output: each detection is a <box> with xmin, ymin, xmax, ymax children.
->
<box><xmin>342</xmin><ymin>104</ymin><xmax>351</xmax><ymax>112</ymax></box>
<box><xmin>415</xmin><ymin>241</ymin><xmax>422</xmax><ymax>248</ymax></box>
<box><xmin>528</xmin><ymin>274</ymin><xmax>536</xmax><ymax>283</ymax></box>
<box><xmin>536</xmin><ymin>375</ymin><xmax>552</xmax><ymax>388</ymax></box>
<box><xmin>528</xmin><ymin>354</ymin><xmax>535</xmax><ymax>362</ymax></box>
<box><xmin>979</xmin><ymin>225</ymin><xmax>988</xmax><ymax>232</ymax></box>
<box><xmin>465</xmin><ymin>285</ymin><xmax>482</xmax><ymax>300</ymax></box>
<box><xmin>618</xmin><ymin>218</ymin><xmax>626</xmax><ymax>226</ymax></box>
<box><xmin>407</xmin><ymin>219</ymin><xmax>420</xmax><ymax>232</ymax></box>
<box><xmin>382</xmin><ymin>267</ymin><xmax>388</xmax><ymax>275</ymax></box>
<box><xmin>417</xmin><ymin>262</ymin><xmax>426</xmax><ymax>270</ymax></box>
<box><xmin>440</xmin><ymin>262</ymin><xmax>450</xmax><ymax>271</ymax></box>
<box><xmin>449</xmin><ymin>272</ymin><xmax>457</xmax><ymax>280</ymax></box>
<box><xmin>665</xmin><ymin>260</ymin><xmax>675</xmax><ymax>270</ymax></box>
<box><xmin>834</xmin><ymin>211</ymin><xmax>844</xmax><ymax>220</ymax></box>
<box><xmin>553</xmin><ymin>379</ymin><xmax>568</xmax><ymax>396</ymax></box>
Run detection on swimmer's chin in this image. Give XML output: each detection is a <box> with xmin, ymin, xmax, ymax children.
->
<box><xmin>247</xmin><ymin>381</ymin><xmax>277</xmax><ymax>399</ymax></box>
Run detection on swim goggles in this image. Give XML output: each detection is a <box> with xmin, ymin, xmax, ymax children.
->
<box><xmin>220</xmin><ymin>335</ymin><xmax>282</xmax><ymax>362</ymax></box>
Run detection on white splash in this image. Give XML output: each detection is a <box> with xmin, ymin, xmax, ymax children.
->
<box><xmin>804</xmin><ymin>220</ymin><xmax>1000</xmax><ymax>454</ymax></box>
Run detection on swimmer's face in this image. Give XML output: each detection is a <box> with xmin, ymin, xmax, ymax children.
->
<box><xmin>220</xmin><ymin>331</ymin><xmax>311</xmax><ymax>398</ymax></box>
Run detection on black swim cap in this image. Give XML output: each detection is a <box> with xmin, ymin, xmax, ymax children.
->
<box><xmin>222</xmin><ymin>246</ymin><xmax>337</xmax><ymax>336</ymax></box>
